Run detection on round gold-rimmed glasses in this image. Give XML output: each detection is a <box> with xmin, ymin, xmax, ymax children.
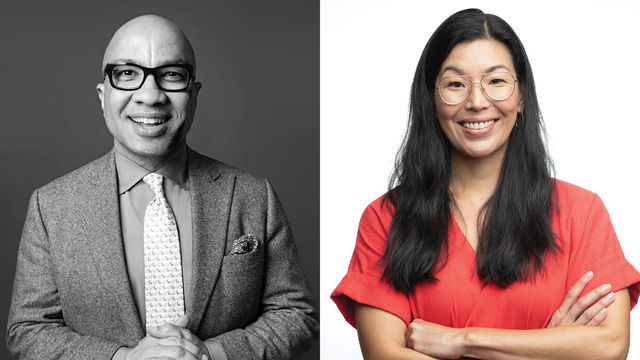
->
<box><xmin>436</xmin><ymin>72</ymin><xmax>517</xmax><ymax>105</ymax></box>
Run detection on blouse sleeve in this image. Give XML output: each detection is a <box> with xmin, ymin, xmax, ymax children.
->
<box><xmin>565</xmin><ymin>192</ymin><xmax>640</xmax><ymax>309</ymax></box>
<box><xmin>331</xmin><ymin>197</ymin><xmax>412</xmax><ymax>328</ymax></box>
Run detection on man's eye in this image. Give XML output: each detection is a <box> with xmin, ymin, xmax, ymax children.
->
<box><xmin>113</xmin><ymin>68</ymin><xmax>139</xmax><ymax>80</ymax></box>
<box><xmin>162</xmin><ymin>71</ymin><xmax>186</xmax><ymax>82</ymax></box>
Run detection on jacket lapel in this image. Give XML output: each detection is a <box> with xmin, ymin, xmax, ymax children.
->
<box><xmin>187</xmin><ymin>149</ymin><xmax>235</xmax><ymax>332</ymax></box>
<box><xmin>80</xmin><ymin>151</ymin><xmax>145</xmax><ymax>341</ymax></box>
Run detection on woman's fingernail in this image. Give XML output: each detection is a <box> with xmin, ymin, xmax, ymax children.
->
<box><xmin>600</xmin><ymin>284</ymin><xmax>612</xmax><ymax>292</ymax></box>
<box><xmin>585</xmin><ymin>271</ymin><xmax>593</xmax><ymax>280</ymax></box>
<box><xmin>604</xmin><ymin>292</ymin><xmax>615</xmax><ymax>303</ymax></box>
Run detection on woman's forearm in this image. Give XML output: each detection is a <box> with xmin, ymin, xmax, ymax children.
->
<box><xmin>459</xmin><ymin>290</ymin><xmax>630</xmax><ymax>360</ymax></box>
<box><xmin>355</xmin><ymin>303</ymin><xmax>447</xmax><ymax>360</ymax></box>
<box><xmin>461</xmin><ymin>324</ymin><xmax>627</xmax><ymax>360</ymax></box>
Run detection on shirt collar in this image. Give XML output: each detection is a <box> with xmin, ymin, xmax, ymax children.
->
<box><xmin>114</xmin><ymin>148</ymin><xmax>189</xmax><ymax>194</ymax></box>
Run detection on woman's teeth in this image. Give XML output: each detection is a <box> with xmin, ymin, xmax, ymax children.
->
<box><xmin>462</xmin><ymin>120</ymin><xmax>495</xmax><ymax>130</ymax></box>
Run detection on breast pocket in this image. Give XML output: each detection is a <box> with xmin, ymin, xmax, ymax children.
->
<box><xmin>221</xmin><ymin>245</ymin><xmax>265</xmax><ymax>276</ymax></box>
<box><xmin>214</xmin><ymin>245</ymin><xmax>266</xmax><ymax>326</ymax></box>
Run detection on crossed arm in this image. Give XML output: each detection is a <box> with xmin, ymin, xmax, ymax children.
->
<box><xmin>355</xmin><ymin>274</ymin><xmax>631</xmax><ymax>360</ymax></box>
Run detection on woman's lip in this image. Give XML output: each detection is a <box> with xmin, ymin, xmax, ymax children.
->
<box><xmin>458</xmin><ymin>117</ymin><xmax>496</xmax><ymax>124</ymax></box>
<box><xmin>459</xmin><ymin>119</ymin><xmax>498</xmax><ymax>135</ymax></box>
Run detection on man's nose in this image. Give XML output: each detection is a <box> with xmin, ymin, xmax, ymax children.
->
<box><xmin>465</xmin><ymin>82</ymin><xmax>490</xmax><ymax>110</ymax></box>
<box><xmin>132</xmin><ymin>74</ymin><xmax>168</xmax><ymax>105</ymax></box>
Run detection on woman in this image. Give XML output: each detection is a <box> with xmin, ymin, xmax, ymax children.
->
<box><xmin>331</xmin><ymin>8</ymin><xmax>640</xmax><ymax>359</ymax></box>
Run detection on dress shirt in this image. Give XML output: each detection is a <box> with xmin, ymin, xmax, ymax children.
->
<box><xmin>115</xmin><ymin>148</ymin><xmax>192</xmax><ymax>327</ymax></box>
<box><xmin>112</xmin><ymin>148</ymin><xmax>227</xmax><ymax>360</ymax></box>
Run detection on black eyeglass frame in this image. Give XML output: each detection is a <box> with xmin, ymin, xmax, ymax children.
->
<box><xmin>103</xmin><ymin>63</ymin><xmax>195</xmax><ymax>92</ymax></box>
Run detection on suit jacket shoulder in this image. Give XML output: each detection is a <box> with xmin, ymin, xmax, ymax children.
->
<box><xmin>188</xmin><ymin>149</ymin><xmax>268</xmax><ymax>188</ymax></box>
<box><xmin>35</xmin><ymin>151</ymin><xmax>114</xmax><ymax>204</ymax></box>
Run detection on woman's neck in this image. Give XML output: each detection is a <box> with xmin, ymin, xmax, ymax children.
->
<box><xmin>449</xmin><ymin>147</ymin><xmax>506</xmax><ymax>203</ymax></box>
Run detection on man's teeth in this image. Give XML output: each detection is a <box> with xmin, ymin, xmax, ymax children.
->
<box><xmin>462</xmin><ymin>120</ymin><xmax>495</xmax><ymax>130</ymax></box>
<box><xmin>131</xmin><ymin>117</ymin><xmax>167</xmax><ymax>125</ymax></box>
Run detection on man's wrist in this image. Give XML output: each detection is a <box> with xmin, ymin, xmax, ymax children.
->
<box><xmin>112</xmin><ymin>346</ymin><xmax>132</xmax><ymax>360</ymax></box>
<box><xmin>203</xmin><ymin>339</ymin><xmax>227</xmax><ymax>360</ymax></box>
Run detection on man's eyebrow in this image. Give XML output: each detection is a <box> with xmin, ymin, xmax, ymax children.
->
<box><xmin>106</xmin><ymin>59</ymin><xmax>192</xmax><ymax>67</ymax></box>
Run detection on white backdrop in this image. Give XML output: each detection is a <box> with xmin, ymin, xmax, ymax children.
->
<box><xmin>321</xmin><ymin>1</ymin><xmax>640</xmax><ymax>358</ymax></box>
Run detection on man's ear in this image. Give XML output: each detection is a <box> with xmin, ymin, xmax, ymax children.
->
<box><xmin>96</xmin><ymin>83</ymin><xmax>105</xmax><ymax>111</ymax></box>
<box><xmin>190</xmin><ymin>81</ymin><xmax>202</xmax><ymax>108</ymax></box>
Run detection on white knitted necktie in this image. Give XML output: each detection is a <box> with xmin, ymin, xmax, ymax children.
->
<box><xmin>143</xmin><ymin>173</ymin><xmax>185</xmax><ymax>331</ymax></box>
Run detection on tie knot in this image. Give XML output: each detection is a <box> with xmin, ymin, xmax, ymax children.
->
<box><xmin>143</xmin><ymin>173</ymin><xmax>164</xmax><ymax>198</ymax></box>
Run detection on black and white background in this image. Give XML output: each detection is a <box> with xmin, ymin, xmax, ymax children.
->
<box><xmin>0</xmin><ymin>1</ymin><xmax>319</xmax><ymax>359</ymax></box>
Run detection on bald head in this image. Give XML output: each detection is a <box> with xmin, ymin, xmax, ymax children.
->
<box><xmin>102</xmin><ymin>15</ymin><xmax>196</xmax><ymax>74</ymax></box>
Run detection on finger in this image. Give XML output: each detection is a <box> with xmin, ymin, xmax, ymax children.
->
<box><xmin>405</xmin><ymin>321</ymin><xmax>417</xmax><ymax>348</ymax></box>
<box><xmin>153</xmin><ymin>334</ymin><xmax>202</xmax><ymax>358</ymax></box>
<box><xmin>165</xmin><ymin>345</ymin><xmax>200</xmax><ymax>360</ymax></box>
<box><xmin>557</xmin><ymin>271</ymin><xmax>593</xmax><ymax>314</ymax></box>
<box><xmin>147</xmin><ymin>345</ymin><xmax>198</xmax><ymax>360</ymax></box>
<box><xmin>172</xmin><ymin>314</ymin><xmax>190</xmax><ymax>328</ymax></box>
<box><xmin>586</xmin><ymin>308</ymin><xmax>607</xmax><ymax>326</ymax></box>
<box><xmin>564</xmin><ymin>283</ymin><xmax>611</xmax><ymax>325</ymax></box>
<box><xmin>148</xmin><ymin>322</ymin><xmax>189</xmax><ymax>339</ymax></box>
<box><xmin>575</xmin><ymin>292</ymin><xmax>615</xmax><ymax>325</ymax></box>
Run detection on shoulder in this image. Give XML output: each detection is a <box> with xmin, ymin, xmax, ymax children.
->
<box><xmin>553</xmin><ymin>179</ymin><xmax>604</xmax><ymax>215</ymax></box>
<box><xmin>554</xmin><ymin>179</ymin><xmax>598</xmax><ymax>204</ymax></box>
<box><xmin>188</xmin><ymin>149</ymin><xmax>268</xmax><ymax>188</ymax></box>
<box><xmin>360</xmin><ymin>193</ymin><xmax>394</xmax><ymax>226</ymax></box>
<box><xmin>188</xmin><ymin>149</ymin><xmax>276</xmax><ymax>211</ymax></box>
<box><xmin>35</xmin><ymin>152</ymin><xmax>113</xmax><ymax>200</ymax></box>
<box><xmin>355</xmin><ymin>192</ymin><xmax>396</xmax><ymax>250</ymax></box>
<box><xmin>552</xmin><ymin>179</ymin><xmax>614</xmax><ymax>245</ymax></box>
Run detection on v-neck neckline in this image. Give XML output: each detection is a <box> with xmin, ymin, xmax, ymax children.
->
<box><xmin>450</xmin><ymin>213</ymin><xmax>477</xmax><ymax>254</ymax></box>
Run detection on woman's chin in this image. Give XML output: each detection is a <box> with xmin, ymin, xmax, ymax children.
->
<box><xmin>453</xmin><ymin>143</ymin><xmax>507</xmax><ymax>160</ymax></box>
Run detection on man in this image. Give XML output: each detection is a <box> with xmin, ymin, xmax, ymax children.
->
<box><xmin>7</xmin><ymin>15</ymin><xmax>318</xmax><ymax>360</ymax></box>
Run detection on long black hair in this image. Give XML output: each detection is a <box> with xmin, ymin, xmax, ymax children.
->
<box><xmin>382</xmin><ymin>8</ymin><xmax>558</xmax><ymax>293</ymax></box>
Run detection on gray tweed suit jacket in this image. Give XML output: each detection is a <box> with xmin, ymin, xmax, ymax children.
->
<box><xmin>6</xmin><ymin>149</ymin><xmax>318</xmax><ymax>360</ymax></box>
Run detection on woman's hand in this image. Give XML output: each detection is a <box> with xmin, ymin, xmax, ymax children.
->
<box><xmin>546</xmin><ymin>271</ymin><xmax>615</xmax><ymax>328</ymax></box>
<box><xmin>406</xmin><ymin>319</ymin><xmax>466</xmax><ymax>359</ymax></box>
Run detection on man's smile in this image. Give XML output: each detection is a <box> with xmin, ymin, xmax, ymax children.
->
<box><xmin>128</xmin><ymin>115</ymin><xmax>170</xmax><ymax>126</ymax></box>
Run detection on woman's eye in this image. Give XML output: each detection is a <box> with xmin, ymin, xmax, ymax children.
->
<box><xmin>448</xmin><ymin>81</ymin><xmax>465</xmax><ymax>88</ymax></box>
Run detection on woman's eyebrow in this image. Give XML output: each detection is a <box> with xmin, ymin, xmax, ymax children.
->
<box><xmin>440</xmin><ymin>64</ymin><xmax>513</xmax><ymax>75</ymax></box>
<box><xmin>485</xmin><ymin>64</ymin><xmax>512</xmax><ymax>73</ymax></box>
<box><xmin>441</xmin><ymin>65</ymin><xmax>463</xmax><ymax>74</ymax></box>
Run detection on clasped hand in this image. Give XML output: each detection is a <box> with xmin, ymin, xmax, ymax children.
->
<box><xmin>406</xmin><ymin>271</ymin><xmax>616</xmax><ymax>359</ymax></box>
<box><xmin>125</xmin><ymin>315</ymin><xmax>212</xmax><ymax>360</ymax></box>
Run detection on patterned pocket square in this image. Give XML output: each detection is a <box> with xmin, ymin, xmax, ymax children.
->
<box><xmin>230</xmin><ymin>234</ymin><xmax>259</xmax><ymax>255</ymax></box>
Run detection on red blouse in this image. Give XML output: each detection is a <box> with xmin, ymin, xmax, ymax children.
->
<box><xmin>332</xmin><ymin>180</ymin><xmax>640</xmax><ymax>329</ymax></box>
